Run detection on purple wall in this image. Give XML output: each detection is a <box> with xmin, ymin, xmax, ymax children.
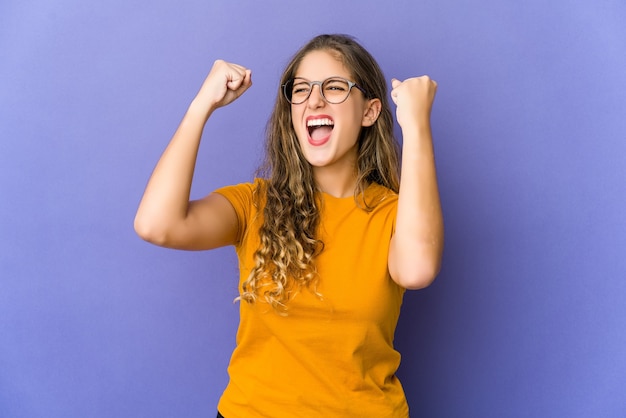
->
<box><xmin>1</xmin><ymin>0</ymin><xmax>625</xmax><ymax>416</ymax></box>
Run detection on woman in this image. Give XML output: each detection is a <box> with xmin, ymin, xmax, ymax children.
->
<box><xmin>135</xmin><ymin>34</ymin><xmax>443</xmax><ymax>417</ymax></box>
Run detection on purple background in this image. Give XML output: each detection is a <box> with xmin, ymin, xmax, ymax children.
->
<box><xmin>2</xmin><ymin>0</ymin><xmax>625</xmax><ymax>417</ymax></box>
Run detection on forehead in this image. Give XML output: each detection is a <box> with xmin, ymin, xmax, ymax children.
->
<box><xmin>294</xmin><ymin>50</ymin><xmax>352</xmax><ymax>80</ymax></box>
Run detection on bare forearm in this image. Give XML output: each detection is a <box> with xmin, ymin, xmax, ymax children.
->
<box><xmin>134</xmin><ymin>60</ymin><xmax>252</xmax><ymax>248</ymax></box>
<box><xmin>134</xmin><ymin>104</ymin><xmax>212</xmax><ymax>235</ymax></box>
<box><xmin>391</xmin><ymin>125</ymin><xmax>444</xmax><ymax>288</ymax></box>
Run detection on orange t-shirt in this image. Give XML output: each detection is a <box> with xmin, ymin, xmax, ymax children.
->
<box><xmin>215</xmin><ymin>179</ymin><xmax>408</xmax><ymax>417</ymax></box>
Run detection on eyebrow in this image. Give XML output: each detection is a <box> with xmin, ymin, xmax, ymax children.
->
<box><xmin>292</xmin><ymin>76</ymin><xmax>348</xmax><ymax>81</ymax></box>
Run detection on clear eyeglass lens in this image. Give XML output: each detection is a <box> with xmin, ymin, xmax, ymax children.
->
<box><xmin>322</xmin><ymin>79</ymin><xmax>350</xmax><ymax>103</ymax></box>
<box><xmin>290</xmin><ymin>80</ymin><xmax>311</xmax><ymax>104</ymax></box>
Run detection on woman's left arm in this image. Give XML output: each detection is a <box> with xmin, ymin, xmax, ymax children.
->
<box><xmin>388</xmin><ymin>76</ymin><xmax>444</xmax><ymax>289</ymax></box>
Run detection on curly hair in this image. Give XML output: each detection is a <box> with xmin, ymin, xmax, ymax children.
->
<box><xmin>239</xmin><ymin>34</ymin><xmax>400</xmax><ymax>311</ymax></box>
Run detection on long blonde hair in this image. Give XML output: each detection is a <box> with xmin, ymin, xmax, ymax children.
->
<box><xmin>240</xmin><ymin>34</ymin><xmax>400</xmax><ymax>310</ymax></box>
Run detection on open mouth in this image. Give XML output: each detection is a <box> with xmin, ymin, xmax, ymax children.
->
<box><xmin>307</xmin><ymin>117</ymin><xmax>334</xmax><ymax>145</ymax></box>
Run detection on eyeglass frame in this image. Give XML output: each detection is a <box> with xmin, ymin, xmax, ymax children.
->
<box><xmin>282</xmin><ymin>77</ymin><xmax>369</xmax><ymax>105</ymax></box>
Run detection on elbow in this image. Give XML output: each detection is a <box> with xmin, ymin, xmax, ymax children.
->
<box><xmin>134</xmin><ymin>214</ymin><xmax>169</xmax><ymax>246</ymax></box>
<box><xmin>389</xmin><ymin>236</ymin><xmax>444</xmax><ymax>290</ymax></box>
<box><xmin>390</xmin><ymin>256</ymin><xmax>442</xmax><ymax>290</ymax></box>
<box><xmin>396</xmin><ymin>265</ymin><xmax>440</xmax><ymax>290</ymax></box>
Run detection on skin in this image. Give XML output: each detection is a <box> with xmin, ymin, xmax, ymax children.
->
<box><xmin>290</xmin><ymin>50</ymin><xmax>381</xmax><ymax>198</ymax></box>
<box><xmin>134</xmin><ymin>51</ymin><xmax>443</xmax><ymax>289</ymax></box>
<box><xmin>388</xmin><ymin>75</ymin><xmax>443</xmax><ymax>289</ymax></box>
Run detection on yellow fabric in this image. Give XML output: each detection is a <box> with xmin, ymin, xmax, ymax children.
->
<box><xmin>215</xmin><ymin>179</ymin><xmax>408</xmax><ymax>417</ymax></box>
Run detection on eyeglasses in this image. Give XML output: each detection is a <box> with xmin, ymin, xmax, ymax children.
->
<box><xmin>282</xmin><ymin>77</ymin><xmax>368</xmax><ymax>105</ymax></box>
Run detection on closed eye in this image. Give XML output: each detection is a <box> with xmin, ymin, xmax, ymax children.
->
<box><xmin>292</xmin><ymin>81</ymin><xmax>311</xmax><ymax>95</ymax></box>
<box><xmin>324</xmin><ymin>79</ymin><xmax>349</xmax><ymax>91</ymax></box>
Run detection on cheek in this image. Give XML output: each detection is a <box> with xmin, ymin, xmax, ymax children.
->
<box><xmin>348</xmin><ymin>108</ymin><xmax>366</xmax><ymax>133</ymax></box>
<box><xmin>290</xmin><ymin>106</ymin><xmax>303</xmax><ymax>132</ymax></box>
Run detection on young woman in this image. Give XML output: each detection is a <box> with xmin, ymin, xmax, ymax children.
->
<box><xmin>135</xmin><ymin>34</ymin><xmax>443</xmax><ymax>418</ymax></box>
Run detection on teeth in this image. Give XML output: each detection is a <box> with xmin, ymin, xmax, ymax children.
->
<box><xmin>307</xmin><ymin>118</ymin><xmax>334</xmax><ymax>127</ymax></box>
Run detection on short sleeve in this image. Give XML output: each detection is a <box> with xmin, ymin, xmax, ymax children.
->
<box><xmin>213</xmin><ymin>180</ymin><xmax>261</xmax><ymax>246</ymax></box>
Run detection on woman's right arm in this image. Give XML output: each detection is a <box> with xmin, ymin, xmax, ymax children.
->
<box><xmin>134</xmin><ymin>60</ymin><xmax>252</xmax><ymax>250</ymax></box>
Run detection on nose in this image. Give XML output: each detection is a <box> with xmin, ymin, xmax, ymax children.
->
<box><xmin>307</xmin><ymin>83</ymin><xmax>325</xmax><ymax>108</ymax></box>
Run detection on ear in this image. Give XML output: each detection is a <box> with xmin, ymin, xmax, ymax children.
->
<box><xmin>361</xmin><ymin>98</ymin><xmax>382</xmax><ymax>127</ymax></box>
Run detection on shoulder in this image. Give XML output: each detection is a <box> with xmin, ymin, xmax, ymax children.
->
<box><xmin>212</xmin><ymin>178</ymin><xmax>267</xmax><ymax>218</ymax></box>
<box><xmin>213</xmin><ymin>178</ymin><xmax>266</xmax><ymax>206</ymax></box>
<box><xmin>211</xmin><ymin>179</ymin><xmax>266</xmax><ymax>245</ymax></box>
<box><xmin>363</xmin><ymin>182</ymin><xmax>398</xmax><ymax>211</ymax></box>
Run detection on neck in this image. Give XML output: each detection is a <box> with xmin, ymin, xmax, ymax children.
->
<box><xmin>313</xmin><ymin>164</ymin><xmax>358</xmax><ymax>198</ymax></box>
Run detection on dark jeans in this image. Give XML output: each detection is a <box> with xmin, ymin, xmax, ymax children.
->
<box><xmin>217</xmin><ymin>412</ymin><xmax>225</xmax><ymax>418</ymax></box>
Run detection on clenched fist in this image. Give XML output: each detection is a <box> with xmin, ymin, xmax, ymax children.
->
<box><xmin>191</xmin><ymin>60</ymin><xmax>252</xmax><ymax>116</ymax></box>
<box><xmin>390</xmin><ymin>76</ymin><xmax>437</xmax><ymax>131</ymax></box>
